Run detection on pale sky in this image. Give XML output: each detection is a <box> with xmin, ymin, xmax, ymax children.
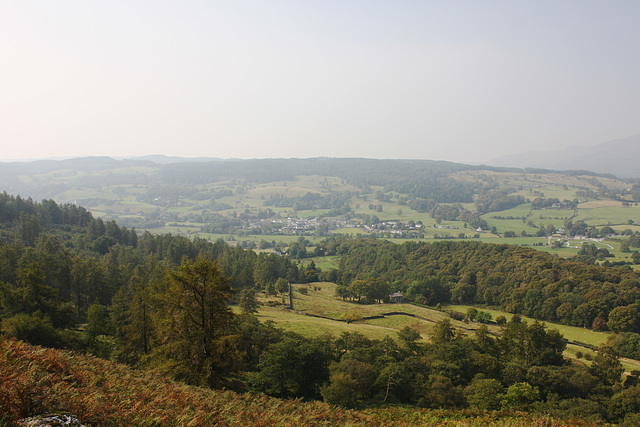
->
<box><xmin>1</xmin><ymin>1</ymin><xmax>638</xmax><ymax>163</ymax></box>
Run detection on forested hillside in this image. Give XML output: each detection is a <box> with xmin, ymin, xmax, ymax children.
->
<box><xmin>326</xmin><ymin>237</ymin><xmax>640</xmax><ymax>330</ymax></box>
<box><xmin>2</xmin><ymin>338</ymin><xmax>598</xmax><ymax>427</ymax></box>
<box><xmin>3</xmin><ymin>192</ymin><xmax>640</xmax><ymax>424</ymax></box>
<box><xmin>0</xmin><ymin>193</ymin><xmax>299</xmax><ymax>366</ymax></box>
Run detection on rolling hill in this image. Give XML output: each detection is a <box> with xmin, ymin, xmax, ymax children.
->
<box><xmin>487</xmin><ymin>134</ymin><xmax>640</xmax><ymax>178</ymax></box>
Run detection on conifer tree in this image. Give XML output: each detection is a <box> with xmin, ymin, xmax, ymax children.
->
<box><xmin>156</xmin><ymin>256</ymin><xmax>236</xmax><ymax>387</ymax></box>
<box><xmin>239</xmin><ymin>288</ymin><xmax>259</xmax><ymax>314</ymax></box>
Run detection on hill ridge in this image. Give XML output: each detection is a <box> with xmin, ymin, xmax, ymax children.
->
<box><xmin>487</xmin><ymin>134</ymin><xmax>640</xmax><ymax>178</ymax></box>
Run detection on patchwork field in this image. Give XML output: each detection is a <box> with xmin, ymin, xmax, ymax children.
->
<box><xmin>3</xmin><ymin>158</ymin><xmax>640</xmax><ymax>265</ymax></box>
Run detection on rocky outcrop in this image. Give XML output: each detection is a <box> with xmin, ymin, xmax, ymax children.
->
<box><xmin>17</xmin><ymin>414</ymin><xmax>84</xmax><ymax>427</ymax></box>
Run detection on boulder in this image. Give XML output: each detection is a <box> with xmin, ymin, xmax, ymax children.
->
<box><xmin>17</xmin><ymin>414</ymin><xmax>84</xmax><ymax>427</ymax></box>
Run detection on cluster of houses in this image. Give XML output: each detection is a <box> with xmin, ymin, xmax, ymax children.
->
<box><xmin>244</xmin><ymin>216</ymin><xmax>352</xmax><ymax>235</ymax></box>
<box><xmin>243</xmin><ymin>217</ymin><xmax>427</xmax><ymax>236</ymax></box>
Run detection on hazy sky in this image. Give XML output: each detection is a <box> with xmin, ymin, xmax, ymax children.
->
<box><xmin>1</xmin><ymin>1</ymin><xmax>638</xmax><ymax>163</ymax></box>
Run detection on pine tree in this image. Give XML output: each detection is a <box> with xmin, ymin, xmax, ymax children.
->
<box><xmin>156</xmin><ymin>256</ymin><xmax>236</xmax><ymax>387</ymax></box>
<box><xmin>239</xmin><ymin>288</ymin><xmax>259</xmax><ymax>314</ymax></box>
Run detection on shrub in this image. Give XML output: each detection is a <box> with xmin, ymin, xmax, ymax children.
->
<box><xmin>449</xmin><ymin>311</ymin><xmax>465</xmax><ymax>321</ymax></box>
<box><xmin>1</xmin><ymin>313</ymin><xmax>60</xmax><ymax>348</ymax></box>
<box><xmin>501</xmin><ymin>382</ymin><xmax>540</xmax><ymax>410</ymax></box>
<box><xmin>476</xmin><ymin>311</ymin><xmax>492</xmax><ymax>324</ymax></box>
<box><xmin>464</xmin><ymin>378</ymin><xmax>504</xmax><ymax>410</ymax></box>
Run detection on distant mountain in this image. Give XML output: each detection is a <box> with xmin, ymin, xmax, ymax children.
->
<box><xmin>487</xmin><ymin>134</ymin><xmax>640</xmax><ymax>178</ymax></box>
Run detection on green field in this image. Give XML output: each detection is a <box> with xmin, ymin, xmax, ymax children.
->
<box><xmin>301</xmin><ymin>255</ymin><xmax>341</xmax><ymax>271</ymax></box>
<box><xmin>253</xmin><ymin>282</ymin><xmax>640</xmax><ymax>371</ymax></box>
<box><xmin>258</xmin><ymin>282</ymin><xmax>453</xmax><ymax>341</ymax></box>
<box><xmin>263</xmin><ymin>281</ymin><xmax>612</xmax><ymax>353</ymax></box>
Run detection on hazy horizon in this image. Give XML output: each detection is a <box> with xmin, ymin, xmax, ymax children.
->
<box><xmin>1</xmin><ymin>1</ymin><xmax>638</xmax><ymax>164</ymax></box>
<box><xmin>0</xmin><ymin>134</ymin><xmax>637</xmax><ymax>166</ymax></box>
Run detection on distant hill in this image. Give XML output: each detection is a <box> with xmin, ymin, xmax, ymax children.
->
<box><xmin>487</xmin><ymin>134</ymin><xmax>640</xmax><ymax>178</ymax></box>
<box><xmin>127</xmin><ymin>155</ymin><xmax>223</xmax><ymax>164</ymax></box>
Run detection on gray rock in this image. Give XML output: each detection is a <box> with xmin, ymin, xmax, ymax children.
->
<box><xmin>17</xmin><ymin>414</ymin><xmax>84</xmax><ymax>427</ymax></box>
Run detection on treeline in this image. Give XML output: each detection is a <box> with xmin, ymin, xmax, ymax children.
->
<box><xmin>475</xmin><ymin>190</ymin><xmax>526</xmax><ymax>214</ymax></box>
<box><xmin>322</xmin><ymin>237</ymin><xmax>640</xmax><ymax>331</ymax></box>
<box><xmin>0</xmin><ymin>192</ymin><xmax>93</xmax><ymax>228</ymax></box>
<box><xmin>245</xmin><ymin>310</ymin><xmax>640</xmax><ymax>424</ymax></box>
<box><xmin>531</xmin><ymin>197</ymin><xmax>578</xmax><ymax>210</ymax></box>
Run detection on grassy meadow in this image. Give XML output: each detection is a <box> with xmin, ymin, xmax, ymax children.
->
<box><xmin>252</xmin><ymin>282</ymin><xmax>640</xmax><ymax>371</ymax></box>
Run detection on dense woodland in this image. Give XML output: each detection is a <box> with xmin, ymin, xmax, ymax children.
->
<box><xmin>3</xmin><ymin>192</ymin><xmax>640</xmax><ymax>424</ymax></box>
<box><xmin>2</xmin><ymin>339</ymin><xmax>597</xmax><ymax>427</ymax></box>
<box><xmin>325</xmin><ymin>237</ymin><xmax>640</xmax><ymax>332</ymax></box>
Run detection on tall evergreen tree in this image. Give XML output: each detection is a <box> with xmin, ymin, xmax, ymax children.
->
<box><xmin>155</xmin><ymin>256</ymin><xmax>236</xmax><ymax>387</ymax></box>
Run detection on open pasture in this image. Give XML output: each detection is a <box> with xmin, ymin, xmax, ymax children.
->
<box><xmin>577</xmin><ymin>204</ymin><xmax>640</xmax><ymax>225</ymax></box>
<box><xmin>260</xmin><ymin>282</ymin><xmax>459</xmax><ymax>341</ymax></box>
<box><xmin>256</xmin><ymin>305</ymin><xmax>399</xmax><ymax>340</ymax></box>
<box><xmin>255</xmin><ymin>282</ymin><xmax>640</xmax><ymax>370</ymax></box>
<box><xmin>302</xmin><ymin>255</ymin><xmax>341</xmax><ymax>271</ymax></box>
